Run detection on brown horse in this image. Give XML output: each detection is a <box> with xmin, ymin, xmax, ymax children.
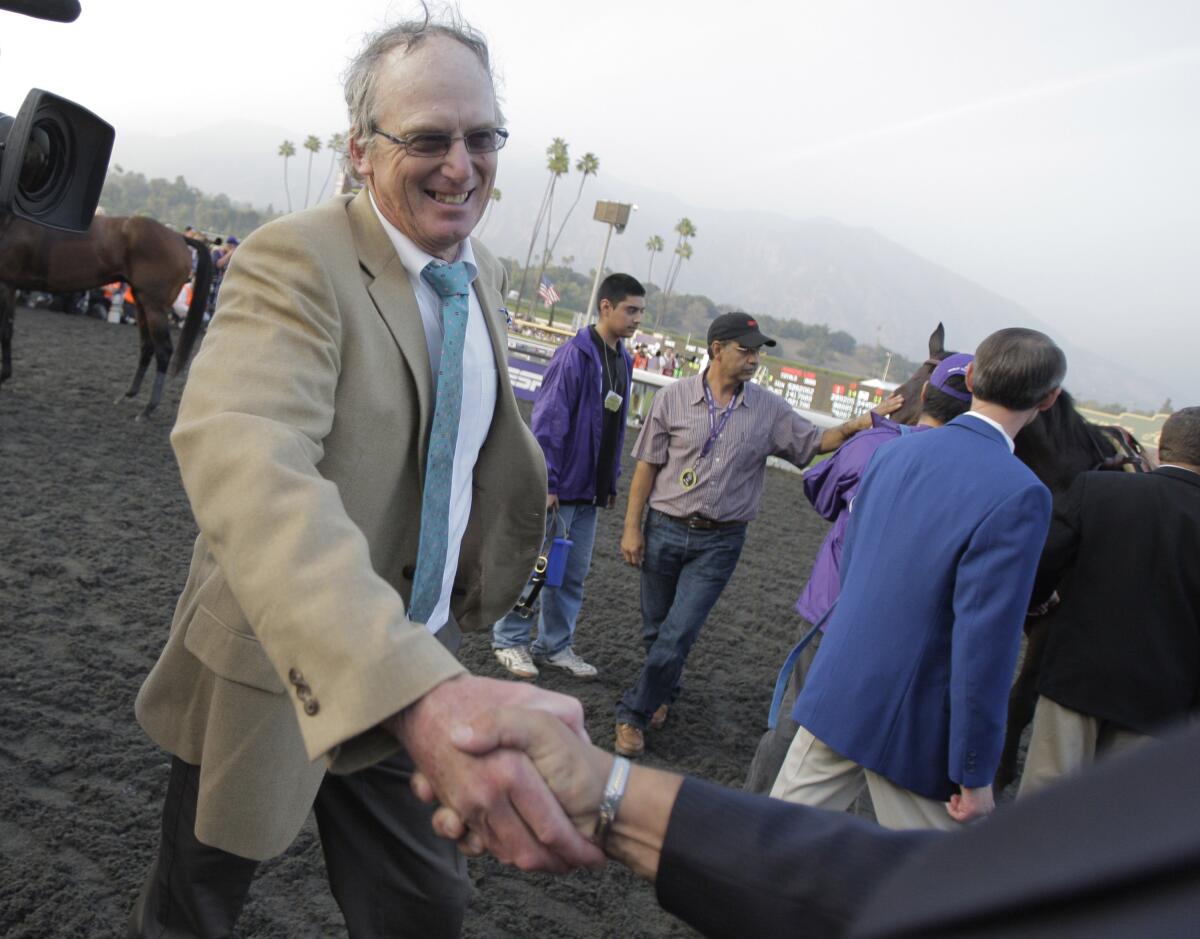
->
<box><xmin>0</xmin><ymin>213</ymin><xmax>212</xmax><ymax>418</ymax></box>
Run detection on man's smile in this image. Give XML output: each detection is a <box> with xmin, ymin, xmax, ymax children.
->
<box><xmin>428</xmin><ymin>189</ymin><xmax>473</xmax><ymax>205</ymax></box>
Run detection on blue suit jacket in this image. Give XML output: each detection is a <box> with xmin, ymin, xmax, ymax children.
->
<box><xmin>793</xmin><ymin>414</ymin><xmax>1051</xmax><ymax>800</ymax></box>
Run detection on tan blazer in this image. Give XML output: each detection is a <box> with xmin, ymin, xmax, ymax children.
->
<box><xmin>135</xmin><ymin>191</ymin><xmax>546</xmax><ymax>860</ymax></box>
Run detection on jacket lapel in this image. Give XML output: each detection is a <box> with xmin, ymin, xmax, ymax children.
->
<box><xmin>469</xmin><ymin>239</ymin><xmax>518</xmax><ymax>412</ymax></box>
<box><xmin>346</xmin><ymin>191</ymin><xmax>434</xmax><ymax>473</ymax></box>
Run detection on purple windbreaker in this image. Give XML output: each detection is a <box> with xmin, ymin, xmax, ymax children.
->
<box><xmin>530</xmin><ymin>328</ymin><xmax>632</xmax><ymax>502</ymax></box>
<box><xmin>795</xmin><ymin>415</ymin><xmax>931</xmax><ymax>624</ymax></box>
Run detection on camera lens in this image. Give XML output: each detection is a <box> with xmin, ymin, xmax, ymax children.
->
<box><xmin>20</xmin><ymin>121</ymin><xmax>65</xmax><ymax>197</ymax></box>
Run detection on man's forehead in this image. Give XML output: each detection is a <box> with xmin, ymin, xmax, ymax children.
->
<box><xmin>374</xmin><ymin>38</ymin><xmax>497</xmax><ymax>119</ymax></box>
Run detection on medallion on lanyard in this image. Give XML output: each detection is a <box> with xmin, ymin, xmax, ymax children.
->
<box><xmin>682</xmin><ymin>380</ymin><xmax>738</xmax><ymax>491</ymax></box>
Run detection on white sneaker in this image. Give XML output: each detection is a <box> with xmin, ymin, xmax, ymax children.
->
<box><xmin>494</xmin><ymin>645</ymin><xmax>539</xmax><ymax>680</ymax></box>
<box><xmin>534</xmin><ymin>646</ymin><xmax>598</xmax><ymax>679</ymax></box>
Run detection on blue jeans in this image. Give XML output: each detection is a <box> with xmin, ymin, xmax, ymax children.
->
<box><xmin>615</xmin><ymin>509</ymin><xmax>747</xmax><ymax>729</ymax></box>
<box><xmin>492</xmin><ymin>502</ymin><xmax>600</xmax><ymax>656</ymax></box>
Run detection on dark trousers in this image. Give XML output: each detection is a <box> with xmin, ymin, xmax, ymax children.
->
<box><xmin>743</xmin><ymin>622</ymin><xmax>823</xmax><ymax>793</ymax></box>
<box><xmin>128</xmin><ymin>751</ymin><xmax>468</xmax><ymax>939</ymax></box>
<box><xmin>615</xmin><ymin>510</ymin><xmax>746</xmax><ymax>729</ymax></box>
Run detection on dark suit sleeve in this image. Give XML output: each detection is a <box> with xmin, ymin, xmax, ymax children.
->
<box><xmin>1030</xmin><ymin>473</ymin><xmax>1086</xmax><ymax>604</ymax></box>
<box><xmin>656</xmin><ymin>778</ymin><xmax>938</xmax><ymax>939</ymax></box>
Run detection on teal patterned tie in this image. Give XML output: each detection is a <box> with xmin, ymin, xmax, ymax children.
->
<box><xmin>407</xmin><ymin>259</ymin><xmax>472</xmax><ymax>625</ymax></box>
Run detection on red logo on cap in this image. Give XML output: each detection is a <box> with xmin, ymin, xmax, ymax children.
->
<box><xmin>747</xmin><ymin>319</ymin><xmax>757</xmax><ymax>326</ymax></box>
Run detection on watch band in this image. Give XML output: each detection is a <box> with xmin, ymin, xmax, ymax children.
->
<box><xmin>592</xmin><ymin>755</ymin><xmax>632</xmax><ymax>848</ymax></box>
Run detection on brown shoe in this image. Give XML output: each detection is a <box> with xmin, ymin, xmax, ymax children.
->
<box><xmin>614</xmin><ymin>723</ymin><xmax>644</xmax><ymax>757</ymax></box>
<box><xmin>650</xmin><ymin>704</ymin><xmax>669</xmax><ymax>731</ymax></box>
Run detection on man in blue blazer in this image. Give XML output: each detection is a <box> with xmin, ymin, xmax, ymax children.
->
<box><xmin>772</xmin><ymin>328</ymin><xmax>1066</xmax><ymax>829</ymax></box>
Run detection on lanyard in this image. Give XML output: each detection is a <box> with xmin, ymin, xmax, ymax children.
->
<box><xmin>699</xmin><ymin>379</ymin><xmax>739</xmax><ymax>462</ymax></box>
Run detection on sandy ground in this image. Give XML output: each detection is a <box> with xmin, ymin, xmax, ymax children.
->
<box><xmin>0</xmin><ymin>306</ymin><xmax>844</xmax><ymax>937</ymax></box>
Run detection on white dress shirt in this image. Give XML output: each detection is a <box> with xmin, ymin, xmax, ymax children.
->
<box><xmin>369</xmin><ymin>194</ymin><xmax>497</xmax><ymax>634</ymax></box>
<box><xmin>962</xmin><ymin>411</ymin><xmax>1015</xmax><ymax>453</ymax></box>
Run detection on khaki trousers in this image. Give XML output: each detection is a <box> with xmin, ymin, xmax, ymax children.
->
<box><xmin>771</xmin><ymin>726</ymin><xmax>960</xmax><ymax>832</ymax></box>
<box><xmin>1018</xmin><ymin>695</ymin><xmax>1149</xmax><ymax>798</ymax></box>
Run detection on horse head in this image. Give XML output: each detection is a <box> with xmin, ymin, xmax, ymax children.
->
<box><xmin>889</xmin><ymin>322</ymin><xmax>954</xmax><ymax>425</ymax></box>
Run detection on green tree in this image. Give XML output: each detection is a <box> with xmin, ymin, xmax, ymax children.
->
<box><xmin>316</xmin><ymin>132</ymin><xmax>347</xmax><ymax>203</ymax></box>
<box><xmin>516</xmin><ymin>137</ymin><xmax>569</xmax><ymax>311</ymax></box>
<box><xmin>536</xmin><ymin>152</ymin><xmax>598</xmax><ymax>310</ymax></box>
<box><xmin>645</xmin><ymin>234</ymin><xmax>664</xmax><ymax>299</ymax></box>
<box><xmin>302</xmin><ymin>135</ymin><xmax>322</xmax><ymax>209</ymax></box>
<box><xmin>278</xmin><ymin>140</ymin><xmax>296</xmax><ymax>213</ymax></box>
<box><xmin>659</xmin><ymin>217</ymin><xmax>697</xmax><ymax>327</ymax></box>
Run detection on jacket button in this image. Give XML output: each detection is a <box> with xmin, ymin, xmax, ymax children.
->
<box><xmin>288</xmin><ymin>668</ymin><xmax>303</xmax><ymax>684</ymax></box>
<box><xmin>304</xmin><ymin>699</ymin><xmax>320</xmax><ymax>716</ymax></box>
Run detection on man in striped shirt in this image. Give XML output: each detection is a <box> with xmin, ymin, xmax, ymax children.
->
<box><xmin>614</xmin><ymin>313</ymin><xmax>900</xmax><ymax>757</ymax></box>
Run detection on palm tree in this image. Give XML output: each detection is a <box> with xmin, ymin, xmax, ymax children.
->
<box><xmin>316</xmin><ymin>132</ymin><xmax>347</xmax><ymax>203</ymax></box>
<box><xmin>478</xmin><ymin>187</ymin><xmax>502</xmax><ymax>235</ymax></box>
<box><xmin>278</xmin><ymin>140</ymin><xmax>296</xmax><ymax>213</ymax></box>
<box><xmin>644</xmin><ymin>234</ymin><xmax>665</xmax><ymax>322</ymax></box>
<box><xmin>534</xmin><ymin>152</ymin><xmax>598</xmax><ymax>307</ymax></box>
<box><xmin>544</xmin><ymin>153</ymin><xmax>599</xmax><ymax>263</ymax></box>
<box><xmin>302</xmin><ymin>135</ymin><xmax>322</xmax><ymax>209</ymax></box>
<box><xmin>515</xmin><ymin>138</ymin><xmax>569</xmax><ymax>312</ymax></box>
<box><xmin>659</xmin><ymin>217</ymin><xmax>697</xmax><ymax>327</ymax></box>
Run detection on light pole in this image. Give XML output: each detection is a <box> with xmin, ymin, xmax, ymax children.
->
<box><xmin>584</xmin><ymin>200</ymin><xmax>636</xmax><ymax>326</ymax></box>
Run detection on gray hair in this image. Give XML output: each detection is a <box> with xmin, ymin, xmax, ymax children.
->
<box><xmin>342</xmin><ymin>3</ymin><xmax>501</xmax><ymax>158</ymax></box>
<box><xmin>971</xmin><ymin>327</ymin><xmax>1067</xmax><ymax>411</ymax></box>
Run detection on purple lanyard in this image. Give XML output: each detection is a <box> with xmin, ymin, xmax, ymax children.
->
<box><xmin>700</xmin><ymin>380</ymin><xmax>739</xmax><ymax>461</ymax></box>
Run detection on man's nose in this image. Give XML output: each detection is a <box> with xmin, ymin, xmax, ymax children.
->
<box><xmin>441</xmin><ymin>138</ymin><xmax>474</xmax><ymax>179</ymax></box>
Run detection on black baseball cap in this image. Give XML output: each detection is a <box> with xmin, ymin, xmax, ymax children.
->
<box><xmin>707</xmin><ymin>312</ymin><xmax>776</xmax><ymax>348</ymax></box>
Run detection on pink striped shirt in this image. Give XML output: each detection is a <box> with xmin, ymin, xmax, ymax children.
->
<box><xmin>632</xmin><ymin>373</ymin><xmax>822</xmax><ymax>522</ymax></box>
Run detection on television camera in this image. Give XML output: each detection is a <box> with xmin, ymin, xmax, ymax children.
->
<box><xmin>0</xmin><ymin>1</ymin><xmax>115</xmax><ymax>233</ymax></box>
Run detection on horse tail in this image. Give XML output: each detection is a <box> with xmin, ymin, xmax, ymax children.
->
<box><xmin>173</xmin><ymin>236</ymin><xmax>212</xmax><ymax>376</ymax></box>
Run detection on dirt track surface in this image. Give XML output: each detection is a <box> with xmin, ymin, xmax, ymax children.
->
<box><xmin>1</xmin><ymin>308</ymin><xmax>833</xmax><ymax>937</ymax></box>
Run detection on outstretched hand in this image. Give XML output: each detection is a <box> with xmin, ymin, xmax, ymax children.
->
<box><xmin>872</xmin><ymin>393</ymin><xmax>905</xmax><ymax>419</ymax></box>
<box><xmin>413</xmin><ymin>707</ymin><xmax>613</xmax><ymax>860</ymax></box>
<box><xmin>388</xmin><ymin>677</ymin><xmax>605</xmax><ymax>873</ymax></box>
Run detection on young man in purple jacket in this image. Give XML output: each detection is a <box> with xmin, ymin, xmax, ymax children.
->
<box><xmin>492</xmin><ymin>274</ymin><xmax>645</xmax><ymax>679</ymax></box>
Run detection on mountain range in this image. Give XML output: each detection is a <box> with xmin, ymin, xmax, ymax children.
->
<box><xmin>112</xmin><ymin>121</ymin><xmax>1176</xmax><ymax>410</ymax></box>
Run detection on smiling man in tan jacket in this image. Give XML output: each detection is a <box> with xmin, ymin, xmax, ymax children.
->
<box><xmin>128</xmin><ymin>12</ymin><xmax>602</xmax><ymax>939</ymax></box>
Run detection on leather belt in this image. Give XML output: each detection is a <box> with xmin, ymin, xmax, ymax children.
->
<box><xmin>651</xmin><ymin>508</ymin><xmax>746</xmax><ymax>530</ymax></box>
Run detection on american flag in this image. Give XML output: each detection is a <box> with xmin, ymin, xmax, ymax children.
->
<box><xmin>537</xmin><ymin>275</ymin><xmax>560</xmax><ymax>308</ymax></box>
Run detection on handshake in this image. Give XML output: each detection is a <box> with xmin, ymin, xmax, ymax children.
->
<box><xmin>387</xmin><ymin>673</ymin><xmax>680</xmax><ymax>881</ymax></box>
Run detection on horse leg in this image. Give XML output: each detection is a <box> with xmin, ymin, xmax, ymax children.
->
<box><xmin>137</xmin><ymin>310</ymin><xmax>175</xmax><ymax>420</ymax></box>
<box><xmin>996</xmin><ymin>617</ymin><xmax>1053</xmax><ymax>790</ymax></box>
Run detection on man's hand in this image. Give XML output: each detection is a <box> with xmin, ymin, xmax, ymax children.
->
<box><xmin>420</xmin><ymin>707</ymin><xmax>612</xmax><ymax>856</ymax></box>
<box><xmin>621</xmin><ymin>525</ymin><xmax>645</xmax><ymax>567</ymax></box>
<box><xmin>547</xmin><ymin>493</ymin><xmax>560</xmax><ymax>511</ymax></box>
<box><xmin>872</xmin><ymin>392</ymin><xmax>904</xmax><ymax>419</ymax></box>
<box><xmin>946</xmin><ymin>784</ymin><xmax>995</xmax><ymax>823</ymax></box>
<box><xmin>386</xmin><ymin>676</ymin><xmax>605</xmax><ymax>873</ymax></box>
<box><xmin>606</xmin><ymin>492</ymin><xmax>616</xmax><ymax>510</ymax></box>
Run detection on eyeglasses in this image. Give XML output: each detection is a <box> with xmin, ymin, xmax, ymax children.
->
<box><xmin>371</xmin><ymin>125</ymin><xmax>509</xmax><ymax>157</ymax></box>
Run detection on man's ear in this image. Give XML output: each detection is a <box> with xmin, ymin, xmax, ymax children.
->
<box><xmin>349</xmin><ymin>135</ymin><xmax>372</xmax><ymax>179</ymax></box>
<box><xmin>920</xmin><ymin>380</ymin><xmax>930</xmax><ymax>404</ymax></box>
<box><xmin>1037</xmin><ymin>387</ymin><xmax>1063</xmax><ymax>412</ymax></box>
<box><xmin>598</xmin><ymin>298</ymin><xmax>612</xmax><ymax>318</ymax></box>
<box><xmin>964</xmin><ymin>361</ymin><xmax>975</xmax><ymax>393</ymax></box>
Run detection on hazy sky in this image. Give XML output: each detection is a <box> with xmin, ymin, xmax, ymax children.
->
<box><xmin>3</xmin><ymin>0</ymin><xmax>1197</xmax><ymax>398</ymax></box>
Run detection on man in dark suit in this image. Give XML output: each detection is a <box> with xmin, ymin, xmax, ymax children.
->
<box><xmin>423</xmin><ymin>707</ymin><xmax>1200</xmax><ymax>939</ymax></box>
<box><xmin>1019</xmin><ymin>406</ymin><xmax>1200</xmax><ymax>795</ymax></box>
<box><xmin>772</xmin><ymin>328</ymin><xmax>1065</xmax><ymax>829</ymax></box>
